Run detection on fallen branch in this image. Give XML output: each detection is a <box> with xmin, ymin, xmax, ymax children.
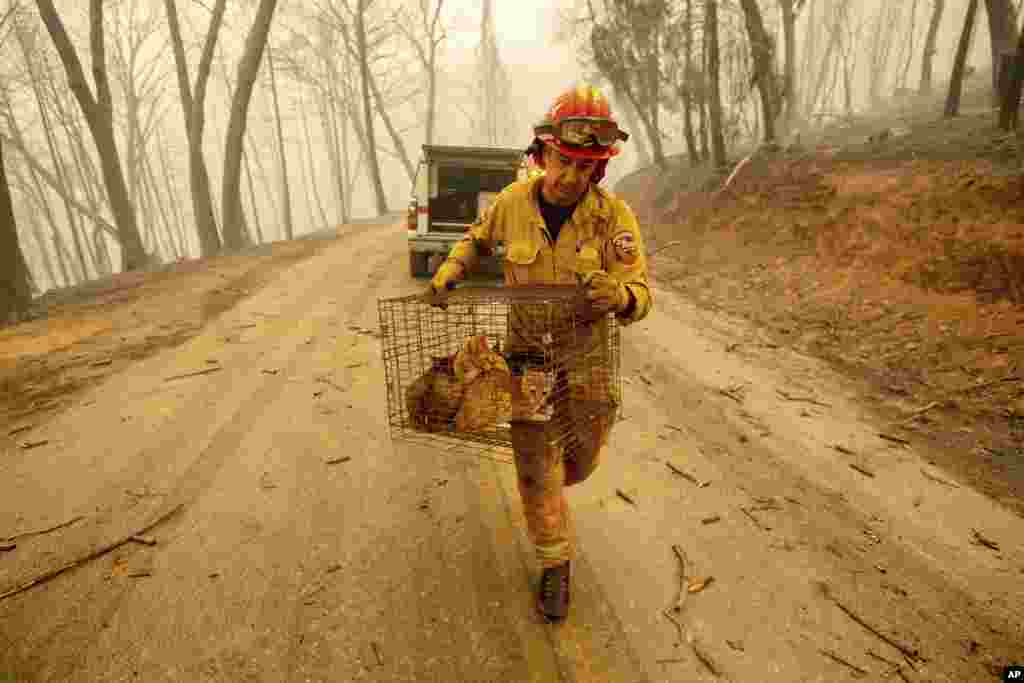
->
<box><xmin>819</xmin><ymin>648</ymin><xmax>869</xmax><ymax>677</ymax></box>
<box><xmin>662</xmin><ymin>607</ymin><xmax>685</xmax><ymax>645</ymax></box>
<box><xmin>3</xmin><ymin>515</ymin><xmax>84</xmax><ymax>542</ymax></box>
<box><xmin>776</xmin><ymin>389</ymin><xmax>831</xmax><ymax>408</ymax></box>
<box><xmin>716</xmin><ymin>152</ymin><xmax>754</xmax><ymax>196</ymax></box>
<box><xmin>970</xmin><ymin>528</ymin><xmax>1000</xmax><ymax>551</ymax></box>
<box><xmin>690</xmin><ymin>640</ymin><xmax>722</xmax><ymax>678</ymax></box>
<box><xmin>739</xmin><ymin>507</ymin><xmax>766</xmax><ymax>531</ymax></box>
<box><xmin>833</xmin><ymin>444</ymin><xmax>855</xmax><ymax>455</ymax></box>
<box><xmin>878</xmin><ymin>433</ymin><xmax>910</xmax><ymax>446</ymax></box>
<box><xmin>919</xmin><ymin>468</ymin><xmax>959</xmax><ymax>488</ymax></box>
<box><xmin>718</xmin><ymin>387</ymin><xmax>745</xmax><ymax>404</ymax></box>
<box><xmin>669</xmin><ymin>544</ymin><xmax>689</xmax><ymax>613</ymax></box>
<box><xmin>954</xmin><ymin>375</ymin><xmax>1020</xmax><ymax>395</ymax></box>
<box><xmin>666</xmin><ymin>462</ymin><xmax>700</xmax><ymax>486</ymax></box>
<box><xmin>0</xmin><ymin>504</ymin><xmax>184</xmax><ymax>603</ymax></box>
<box><xmin>616</xmin><ymin>489</ymin><xmax>637</xmax><ymax>506</ymax></box>
<box><xmin>865</xmin><ymin>649</ymin><xmax>901</xmax><ymax>668</ymax></box>
<box><xmin>866</xmin><ymin>651</ymin><xmax>912</xmax><ymax>682</ymax></box>
<box><xmin>315</xmin><ymin>376</ymin><xmax>347</xmax><ymax>393</ymax></box>
<box><xmin>849</xmin><ymin>463</ymin><xmax>876</xmax><ymax>479</ymax></box>
<box><xmin>815</xmin><ymin>581</ymin><xmax>922</xmax><ymax>663</ymax></box>
<box><xmin>899</xmin><ymin>401</ymin><xmax>939</xmax><ymax>424</ymax></box>
<box><xmin>164</xmin><ymin>367</ymin><xmax>222</xmax><ymax>382</ymax></box>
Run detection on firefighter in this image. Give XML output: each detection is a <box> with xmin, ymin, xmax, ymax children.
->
<box><xmin>427</xmin><ymin>84</ymin><xmax>652</xmax><ymax>621</ymax></box>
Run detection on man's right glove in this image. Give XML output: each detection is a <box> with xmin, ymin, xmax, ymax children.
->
<box><xmin>425</xmin><ymin>259</ymin><xmax>463</xmax><ymax>309</ymax></box>
<box><xmin>581</xmin><ymin>270</ymin><xmax>631</xmax><ymax>315</ymax></box>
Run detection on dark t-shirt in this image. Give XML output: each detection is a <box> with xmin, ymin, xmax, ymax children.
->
<box><xmin>536</xmin><ymin>187</ymin><xmax>578</xmax><ymax>246</ymax></box>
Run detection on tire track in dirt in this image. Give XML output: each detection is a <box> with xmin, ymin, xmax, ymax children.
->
<box><xmin>0</xmin><ymin>223</ymin><xmax>400</xmax><ymax>681</ymax></box>
<box><xmin>588</xmin><ymin>285</ymin><xmax>1024</xmax><ymax>681</ymax></box>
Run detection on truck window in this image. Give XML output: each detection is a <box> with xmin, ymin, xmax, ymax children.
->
<box><xmin>430</xmin><ymin>165</ymin><xmax>515</xmax><ymax>225</ymax></box>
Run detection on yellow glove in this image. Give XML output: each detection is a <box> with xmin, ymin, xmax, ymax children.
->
<box><xmin>426</xmin><ymin>259</ymin><xmax>464</xmax><ymax>308</ymax></box>
<box><xmin>583</xmin><ymin>270</ymin><xmax>631</xmax><ymax>314</ymax></box>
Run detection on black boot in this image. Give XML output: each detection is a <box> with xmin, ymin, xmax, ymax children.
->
<box><xmin>537</xmin><ymin>561</ymin><xmax>571</xmax><ymax>622</ymax></box>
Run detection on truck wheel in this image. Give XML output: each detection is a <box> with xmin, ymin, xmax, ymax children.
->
<box><xmin>409</xmin><ymin>251</ymin><xmax>429</xmax><ymax>278</ymax></box>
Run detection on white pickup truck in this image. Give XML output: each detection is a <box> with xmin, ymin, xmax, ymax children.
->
<box><xmin>407</xmin><ymin>145</ymin><xmax>528</xmax><ymax>278</ymax></box>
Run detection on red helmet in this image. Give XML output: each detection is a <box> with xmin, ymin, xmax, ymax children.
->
<box><xmin>533</xmin><ymin>85</ymin><xmax>629</xmax><ymax>161</ymax></box>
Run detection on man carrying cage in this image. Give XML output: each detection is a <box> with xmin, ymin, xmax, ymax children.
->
<box><xmin>426</xmin><ymin>84</ymin><xmax>652</xmax><ymax>622</ymax></box>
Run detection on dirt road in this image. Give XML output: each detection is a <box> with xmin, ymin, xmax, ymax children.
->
<box><xmin>1</xmin><ymin>219</ymin><xmax>1021</xmax><ymax>682</ymax></box>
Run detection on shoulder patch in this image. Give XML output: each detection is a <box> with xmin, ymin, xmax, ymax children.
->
<box><xmin>611</xmin><ymin>230</ymin><xmax>639</xmax><ymax>263</ymax></box>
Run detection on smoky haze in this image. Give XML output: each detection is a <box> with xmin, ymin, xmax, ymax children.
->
<box><xmin>0</xmin><ymin>0</ymin><xmax>1014</xmax><ymax>305</ymax></box>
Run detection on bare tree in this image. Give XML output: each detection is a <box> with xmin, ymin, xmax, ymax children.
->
<box><xmin>866</xmin><ymin>2</ymin><xmax>901</xmax><ymax>108</ymax></box>
<box><xmin>323</xmin><ymin>0</ymin><xmax>389</xmax><ymax>216</ymax></box>
<box><xmin>589</xmin><ymin>0</ymin><xmax>669</xmax><ymax>167</ymax></box>
<box><xmin>803</xmin><ymin>0</ymin><xmax>853</xmax><ymax>121</ymax></box>
<box><xmin>165</xmin><ymin>0</ymin><xmax>225</xmax><ymax>256</ymax></box>
<box><xmin>998</xmin><ymin>15</ymin><xmax>1024</xmax><ymax>129</ymax></box>
<box><xmin>920</xmin><ymin>0</ymin><xmax>946</xmax><ymax>94</ymax></box>
<box><xmin>365</xmin><ymin>46</ymin><xmax>416</xmax><ymax>183</ymax></box>
<box><xmin>43</xmin><ymin>68</ymin><xmax>113</xmax><ymax>273</ymax></box>
<box><xmin>778</xmin><ymin>0</ymin><xmax>806</xmax><ymax>130</ymax></box>
<box><xmin>617</xmin><ymin>93</ymin><xmax>653</xmax><ymax>167</ymax></box>
<box><xmin>318</xmin><ymin>17</ymin><xmax>350</xmax><ymax>223</ymax></box>
<box><xmin>393</xmin><ymin>0</ymin><xmax>446</xmax><ymax>146</ymax></box>
<box><xmin>265</xmin><ymin>45</ymin><xmax>294</xmax><ymax>240</ymax></box>
<box><xmin>221</xmin><ymin>0</ymin><xmax>279</xmax><ymax>250</ymax></box>
<box><xmin>355</xmin><ymin>0</ymin><xmax>388</xmax><ymax>215</ymax></box>
<box><xmin>34</xmin><ymin>0</ymin><xmax>149</xmax><ymax>270</ymax></box>
<box><xmin>13</xmin><ymin>18</ymin><xmax>89</xmax><ymax>282</ymax></box>
<box><xmin>893</xmin><ymin>0</ymin><xmax>922</xmax><ymax>93</ymax></box>
<box><xmin>705</xmin><ymin>0</ymin><xmax>726</xmax><ymax>168</ymax></box>
<box><xmin>946</xmin><ymin>0</ymin><xmax>981</xmax><ymax>117</ymax></box>
<box><xmin>0</xmin><ymin>3</ymin><xmax>32</xmax><ymax>322</ymax></box>
<box><xmin>986</xmin><ymin>0</ymin><xmax>1020</xmax><ymax>99</ymax></box>
<box><xmin>737</xmin><ymin>0</ymin><xmax>782</xmax><ymax>144</ymax></box>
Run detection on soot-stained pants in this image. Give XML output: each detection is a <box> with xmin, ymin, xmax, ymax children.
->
<box><xmin>510</xmin><ymin>360</ymin><xmax>615</xmax><ymax>569</ymax></box>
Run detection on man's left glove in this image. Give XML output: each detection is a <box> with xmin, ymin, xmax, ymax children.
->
<box><xmin>425</xmin><ymin>259</ymin><xmax>464</xmax><ymax>309</ymax></box>
<box><xmin>582</xmin><ymin>270</ymin><xmax>631</xmax><ymax>315</ymax></box>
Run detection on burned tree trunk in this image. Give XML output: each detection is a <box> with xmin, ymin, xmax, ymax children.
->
<box><xmin>998</xmin><ymin>20</ymin><xmax>1024</xmax><ymax>130</ymax></box>
<box><xmin>266</xmin><ymin>46</ymin><xmax>294</xmax><ymax>241</ymax></box>
<box><xmin>222</xmin><ymin>0</ymin><xmax>278</xmax><ymax>250</ymax></box>
<box><xmin>35</xmin><ymin>0</ymin><xmax>148</xmax><ymax>271</ymax></box>
<box><xmin>705</xmin><ymin>0</ymin><xmax>727</xmax><ymax>168</ymax></box>
<box><xmin>779</xmin><ymin>0</ymin><xmax>798</xmax><ymax>129</ymax></box>
<box><xmin>681</xmin><ymin>0</ymin><xmax>699</xmax><ymax>166</ymax></box>
<box><xmin>985</xmin><ymin>0</ymin><xmax>1020</xmax><ymax>100</ymax></box>
<box><xmin>0</xmin><ymin>135</ymin><xmax>33</xmax><ymax>322</ymax></box>
<box><xmin>165</xmin><ymin>0</ymin><xmax>225</xmax><ymax>256</ymax></box>
<box><xmin>355</xmin><ymin>0</ymin><xmax>389</xmax><ymax>217</ymax></box>
<box><xmin>920</xmin><ymin>0</ymin><xmax>946</xmax><ymax>94</ymax></box>
<box><xmin>945</xmin><ymin>0</ymin><xmax>981</xmax><ymax>118</ymax></box>
<box><xmin>617</xmin><ymin>95</ymin><xmax>652</xmax><ymax>168</ymax></box>
<box><xmin>738</xmin><ymin>0</ymin><xmax>782</xmax><ymax>144</ymax></box>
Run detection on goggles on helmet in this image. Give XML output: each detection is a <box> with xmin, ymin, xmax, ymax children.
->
<box><xmin>536</xmin><ymin>117</ymin><xmax>629</xmax><ymax>148</ymax></box>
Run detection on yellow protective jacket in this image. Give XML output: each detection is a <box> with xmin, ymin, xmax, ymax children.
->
<box><xmin>433</xmin><ymin>175</ymin><xmax>652</xmax><ymax>326</ymax></box>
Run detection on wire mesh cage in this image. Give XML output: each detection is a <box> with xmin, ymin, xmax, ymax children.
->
<box><xmin>378</xmin><ymin>285</ymin><xmax>622</xmax><ymax>461</ymax></box>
